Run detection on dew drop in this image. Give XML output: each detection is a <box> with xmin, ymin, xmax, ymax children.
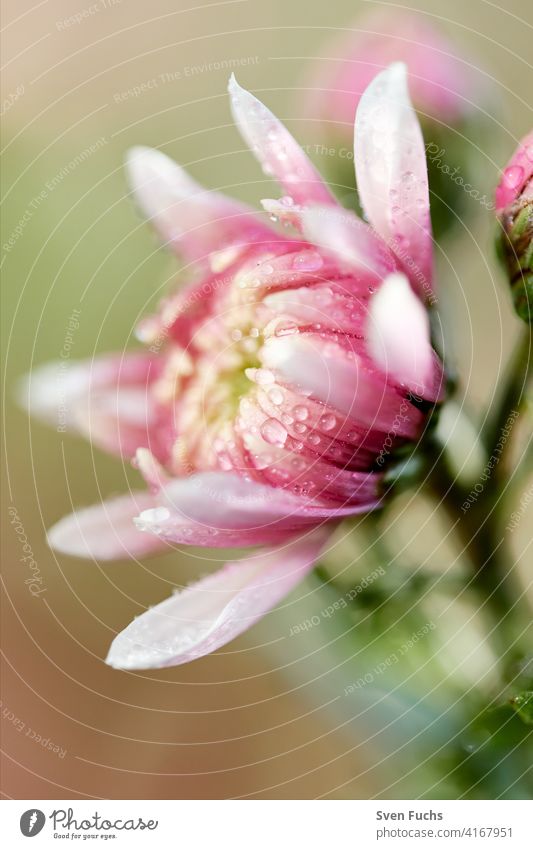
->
<box><xmin>293</xmin><ymin>405</ymin><xmax>309</xmax><ymax>421</ymax></box>
<box><xmin>319</xmin><ymin>413</ymin><xmax>336</xmax><ymax>431</ymax></box>
<box><xmin>292</xmin><ymin>251</ymin><xmax>323</xmax><ymax>272</ymax></box>
<box><xmin>268</xmin><ymin>388</ymin><xmax>284</xmax><ymax>405</ymax></box>
<box><xmin>261</xmin><ymin>418</ymin><xmax>287</xmax><ymax>446</ymax></box>
<box><xmin>139</xmin><ymin>506</ymin><xmax>170</xmax><ymax>523</ymax></box>
<box><xmin>503</xmin><ymin>165</ymin><xmax>524</xmax><ymax>189</ymax></box>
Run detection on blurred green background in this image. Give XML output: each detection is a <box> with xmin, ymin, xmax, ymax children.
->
<box><xmin>2</xmin><ymin>0</ymin><xmax>532</xmax><ymax>799</ymax></box>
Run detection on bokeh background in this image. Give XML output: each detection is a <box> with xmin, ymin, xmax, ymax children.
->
<box><xmin>2</xmin><ymin>0</ymin><xmax>532</xmax><ymax>799</ymax></box>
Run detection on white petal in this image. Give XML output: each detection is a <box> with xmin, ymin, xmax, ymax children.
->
<box><xmin>354</xmin><ymin>63</ymin><xmax>434</xmax><ymax>300</ymax></box>
<box><xmin>367</xmin><ymin>272</ymin><xmax>433</xmax><ymax>393</ymax></box>
<box><xmin>106</xmin><ymin>529</ymin><xmax>330</xmax><ymax>669</ymax></box>
<box><xmin>228</xmin><ymin>74</ymin><xmax>336</xmax><ymax>207</ymax></box>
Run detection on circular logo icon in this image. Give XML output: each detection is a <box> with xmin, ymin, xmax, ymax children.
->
<box><xmin>20</xmin><ymin>810</ymin><xmax>46</xmax><ymax>837</ymax></box>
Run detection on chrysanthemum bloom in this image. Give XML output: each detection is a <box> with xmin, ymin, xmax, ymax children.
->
<box><xmin>302</xmin><ymin>9</ymin><xmax>487</xmax><ymax>235</ymax></box>
<box><xmin>495</xmin><ymin>131</ymin><xmax>533</xmax><ymax>323</ymax></box>
<box><xmin>25</xmin><ymin>64</ymin><xmax>443</xmax><ymax>669</ymax></box>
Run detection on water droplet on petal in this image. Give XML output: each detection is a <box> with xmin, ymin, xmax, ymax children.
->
<box><xmin>268</xmin><ymin>388</ymin><xmax>284</xmax><ymax>405</ymax></box>
<box><xmin>319</xmin><ymin>414</ymin><xmax>336</xmax><ymax>431</ymax></box>
<box><xmin>261</xmin><ymin>418</ymin><xmax>287</xmax><ymax>446</ymax></box>
<box><xmin>292</xmin><ymin>251</ymin><xmax>323</xmax><ymax>272</ymax></box>
<box><xmin>503</xmin><ymin>165</ymin><xmax>524</xmax><ymax>188</ymax></box>
<box><xmin>293</xmin><ymin>405</ymin><xmax>309</xmax><ymax>421</ymax></box>
<box><xmin>139</xmin><ymin>506</ymin><xmax>170</xmax><ymax>523</ymax></box>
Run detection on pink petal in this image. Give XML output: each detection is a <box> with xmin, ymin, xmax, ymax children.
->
<box><xmin>47</xmin><ymin>491</ymin><xmax>168</xmax><ymax>561</ymax></box>
<box><xmin>127</xmin><ymin>146</ymin><xmax>275</xmax><ymax>263</ymax></box>
<box><xmin>133</xmin><ymin>472</ymin><xmax>361</xmax><ymax>546</ymax></box>
<box><xmin>495</xmin><ymin>130</ymin><xmax>533</xmax><ymax>212</ymax></box>
<box><xmin>19</xmin><ymin>353</ymin><xmax>171</xmax><ymax>462</ymax></box>
<box><xmin>366</xmin><ymin>272</ymin><xmax>439</xmax><ymax>397</ymax></box>
<box><xmin>260</xmin><ymin>334</ymin><xmax>423</xmax><ymax>436</ymax></box>
<box><xmin>261</xmin><ymin>197</ymin><xmax>306</xmax><ymax>230</ymax></box>
<box><xmin>354</xmin><ymin>63</ymin><xmax>434</xmax><ymax>301</ymax></box>
<box><xmin>105</xmin><ymin>528</ymin><xmax>330</xmax><ymax>669</ymax></box>
<box><xmin>48</xmin><ymin>473</ymin><xmax>362</xmax><ymax>560</ymax></box>
<box><xmin>301</xmin><ymin>205</ymin><xmax>395</xmax><ymax>279</ymax></box>
<box><xmin>228</xmin><ymin>74</ymin><xmax>337</xmax><ymax>207</ymax></box>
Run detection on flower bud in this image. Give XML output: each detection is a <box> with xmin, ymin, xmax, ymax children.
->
<box><xmin>495</xmin><ymin>131</ymin><xmax>533</xmax><ymax>323</ymax></box>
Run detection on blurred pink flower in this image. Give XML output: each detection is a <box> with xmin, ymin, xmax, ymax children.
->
<box><xmin>304</xmin><ymin>8</ymin><xmax>475</xmax><ymax>136</ymax></box>
<box><xmin>24</xmin><ymin>64</ymin><xmax>443</xmax><ymax>669</ymax></box>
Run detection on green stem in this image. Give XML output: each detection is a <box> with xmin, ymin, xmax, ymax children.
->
<box><xmin>426</xmin><ymin>440</ymin><xmax>529</xmax><ymax>666</ymax></box>
<box><xmin>482</xmin><ymin>327</ymin><xmax>532</xmax><ymax>467</ymax></box>
<box><xmin>426</xmin><ymin>327</ymin><xmax>532</xmax><ymax>665</ymax></box>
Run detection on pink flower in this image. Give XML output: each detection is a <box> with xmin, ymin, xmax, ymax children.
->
<box><xmin>24</xmin><ymin>64</ymin><xmax>443</xmax><ymax>669</ymax></box>
<box><xmin>304</xmin><ymin>8</ymin><xmax>476</xmax><ymax>136</ymax></box>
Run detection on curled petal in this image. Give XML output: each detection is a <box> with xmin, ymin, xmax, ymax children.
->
<box><xmin>367</xmin><ymin>273</ymin><xmax>440</xmax><ymax>398</ymax></box>
<box><xmin>354</xmin><ymin>63</ymin><xmax>433</xmax><ymax>300</ymax></box>
<box><xmin>260</xmin><ymin>334</ymin><xmax>423</xmax><ymax>436</ymax></box>
<box><xmin>106</xmin><ymin>528</ymin><xmax>330</xmax><ymax>669</ymax></box>
<box><xmin>228</xmin><ymin>74</ymin><xmax>337</xmax><ymax>207</ymax></box>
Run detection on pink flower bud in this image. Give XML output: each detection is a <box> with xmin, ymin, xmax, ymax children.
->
<box><xmin>495</xmin><ymin>131</ymin><xmax>533</xmax><ymax>322</ymax></box>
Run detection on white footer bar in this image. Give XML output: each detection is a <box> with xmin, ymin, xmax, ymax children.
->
<box><xmin>1</xmin><ymin>799</ymin><xmax>530</xmax><ymax>847</ymax></box>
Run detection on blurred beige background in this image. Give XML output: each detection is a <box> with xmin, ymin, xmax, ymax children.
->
<box><xmin>1</xmin><ymin>0</ymin><xmax>532</xmax><ymax>799</ymax></box>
